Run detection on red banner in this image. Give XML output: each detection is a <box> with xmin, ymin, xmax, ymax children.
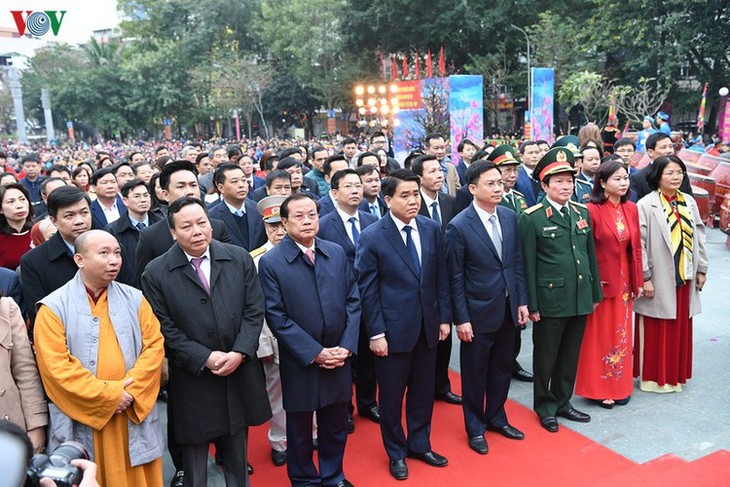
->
<box><xmin>395</xmin><ymin>80</ymin><xmax>423</xmax><ymax>110</ymax></box>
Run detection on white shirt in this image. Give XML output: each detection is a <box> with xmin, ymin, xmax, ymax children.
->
<box><xmin>420</xmin><ymin>191</ymin><xmax>441</xmax><ymax>222</ymax></box>
<box><xmin>184</xmin><ymin>248</ymin><xmax>211</xmax><ymax>284</ymax></box>
<box><xmin>472</xmin><ymin>203</ymin><xmax>502</xmax><ymax>243</ymax></box>
<box><xmin>335</xmin><ymin>206</ymin><xmax>360</xmax><ymax>245</ymax></box>
<box><xmin>523</xmin><ymin>166</ymin><xmax>535</xmax><ymax>179</ymax></box>
<box><xmin>390</xmin><ymin>213</ymin><xmax>421</xmax><ymax>264</ymax></box>
<box><xmin>100</xmin><ymin>199</ymin><xmax>121</xmax><ymax>224</ymax></box>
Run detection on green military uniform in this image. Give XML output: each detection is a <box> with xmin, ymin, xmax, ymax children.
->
<box><xmin>501</xmin><ymin>190</ymin><xmax>528</xmax><ymax>214</ymax></box>
<box><xmin>518</xmin><ymin>147</ymin><xmax>603</xmax><ymax>422</ymax></box>
<box><xmin>553</xmin><ymin>136</ymin><xmax>592</xmax><ymax>205</ymax></box>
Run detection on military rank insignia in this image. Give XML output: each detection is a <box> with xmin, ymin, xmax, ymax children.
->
<box><xmin>576</xmin><ymin>218</ymin><xmax>588</xmax><ymax>230</ymax></box>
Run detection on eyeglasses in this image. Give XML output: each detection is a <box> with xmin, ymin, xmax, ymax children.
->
<box><xmin>338</xmin><ymin>183</ymin><xmax>363</xmax><ymax>191</ymax></box>
<box><xmin>663</xmin><ymin>171</ymin><xmax>685</xmax><ymax>178</ymax></box>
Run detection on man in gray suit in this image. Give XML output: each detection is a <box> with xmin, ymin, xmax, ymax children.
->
<box><xmin>141</xmin><ymin>197</ymin><xmax>271</xmax><ymax>487</ymax></box>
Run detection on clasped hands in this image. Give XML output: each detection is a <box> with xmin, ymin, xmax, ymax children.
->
<box><xmin>206</xmin><ymin>350</ymin><xmax>245</xmax><ymax>376</ymax></box>
<box><xmin>314</xmin><ymin>347</ymin><xmax>350</xmax><ymax>369</ymax></box>
<box><xmin>116</xmin><ymin>377</ymin><xmax>134</xmax><ymax>414</ymax></box>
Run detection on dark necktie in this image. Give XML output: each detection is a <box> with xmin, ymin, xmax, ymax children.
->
<box><xmin>431</xmin><ymin>201</ymin><xmax>441</xmax><ymax>224</ymax></box>
<box><xmin>560</xmin><ymin>206</ymin><xmax>570</xmax><ymax>220</ymax></box>
<box><xmin>348</xmin><ymin>216</ymin><xmax>359</xmax><ymax>246</ymax></box>
<box><xmin>135</xmin><ymin>221</ymin><xmax>146</xmax><ymax>231</ymax></box>
<box><xmin>191</xmin><ymin>257</ymin><xmax>210</xmax><ymax>294</ymax></box>
<box><xmin>402</xmin><ymin>226</ymin><xmax>421</xmax><ymax>274</ymax></box>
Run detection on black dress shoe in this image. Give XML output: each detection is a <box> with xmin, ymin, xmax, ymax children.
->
<box><xmin>406</xmin><ymin>450</ymin><xmax>448</xmax><ymax>467</ymax></box>
<box><xmin>556</xmin><ymin>407</ymin><xmax>591</xmax><ymax>423</ymax></box>
<box><xmin>488</xmin><ymin>424</ymin><xmax>525</xmax><ymax>440</ymax></box>
<box><xmin>247</xmin><ymin>463</ymin><xmax>254</xmax><ymax>475</ymax></box>
<box><xmin>361</xmin><ymin>406</ymin><xmax>381</xmax><ymax>424</ymax></box>
<box><xmin>169</xmin><ymin>470</ymin><xmax>184</xmax><ymax>487</ymax></box>
<box><xmin>334</xmin><ymin>480</ymin><xmax>354</xmax><ymax>487</ymax></box>
<box><xmin>512</xmin><ymin>369</ymin><xmax>534</xmax><ymax>382</ymax></box>
<box><xmin>468</xmin><ymin>435</ymin><xmax>488</xmax><ymax>455</ymax></box>
<box><xmin>389</xmin><ymin>459</ymin><xmax>408</xmax><ymax>480</ymax></box>
<box><xmin>540</xmin><ymin>416</ymin><xmax>559</xmax><ymax>433</ymax></box>
<box><xmin>347</xmin><ymin>413</ymin><xmax>355</xmax><ymax>434</ymax></box>
<box><xmin>271</xmin><ymin>449</ymin><xmax>287</xmax><ymax>466</ymax></box>
<box><xmin>158</xmin><ymin>389</ymin><xmax>169</xmax><ymax>402</ymax></box>
<box><xmin>435</xmin><ymin>391</ymin><xmax>462</xmax><ymax>405</ymax></box>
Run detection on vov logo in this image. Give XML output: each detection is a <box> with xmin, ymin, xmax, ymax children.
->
<box><xmin>11</xmin><ymin>11</ymin><xmax>67</xmax><ymax>37</ymax></box>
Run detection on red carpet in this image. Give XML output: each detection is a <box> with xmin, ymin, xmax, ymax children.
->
<box><xmin>237</xmin><ymin>373</ymin><xmax>730</xmax><ymax>486</ymax></box>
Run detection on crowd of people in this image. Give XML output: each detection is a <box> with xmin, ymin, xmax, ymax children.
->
<box><xmin>0</xmin><ymin>121</ymin><xmax>711</xmax><ymax>486</ymax></box>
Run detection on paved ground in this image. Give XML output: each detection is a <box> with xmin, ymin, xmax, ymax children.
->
<box><xmin>161</xmin><ymin>228</ymin><xmax>730</xmax><ymax>484</ymax></box>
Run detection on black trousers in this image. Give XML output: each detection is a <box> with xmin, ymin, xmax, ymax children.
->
<box><xmin>182</xmin><ymin>428</ymin><xmax>248</xmax><ymax>487</ymax></box>
<box><xmin>434</xmin><ymin>331</ymin><xmax>453</xmax><ymax>395</ymax></box>
<box><xmin>354</xmin><ymin>320</ymin><xmax>377</xmax><ymax>414</ymax></box>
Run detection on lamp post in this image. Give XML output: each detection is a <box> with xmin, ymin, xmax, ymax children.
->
<box><xmin>510</xmin><ymin>24</ymin><xmax>531</xmax><ymax>131</ymax></box>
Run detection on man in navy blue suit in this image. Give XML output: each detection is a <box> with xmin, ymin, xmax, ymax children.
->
<box><xmin>237</xmin><ymin>154</ymin><xmax>266</xmax><ymax>199</ymax></box>
<box><xmin>259</xmin><ymin>193</ymin><xmax>360</xmax><ymax>487</ymax></box>
<box><xmin>319</xmin><ymin>169</ymin><xmax>380</xmax><ymax>428</ymax></box>
<box><xmin>515</xmin><ymin>141</ymin><xmax>542</xmax><ymax>206</ymax></box>
<box><xmin>355</xmin><ymin>169</ymin><xmax>452</xmax><ymax>481</ymax></box>
<box><xmin>445</xmin><ymin>161</ymin><xmax>529</xmax><ymax>456</ymax></box>
<box><xmin>90</xmin><ymin>167</ymin><xmax>126</xmax><ymax>229</ymax></box>
<box><xmin>316</xmin><ymin>155</ymin><xmax>350</xmax><ymax>216</ymax></box>
<box><xmin>208</xmin><ymin>163</ymin><xmax>266</xmax><ymax>251</ymax></box>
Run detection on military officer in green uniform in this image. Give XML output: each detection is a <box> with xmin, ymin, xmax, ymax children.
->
<box><xmin>488</xmin><ymin>145</ymin><xmax>533</xmax><ymax>383</ymax></box>
<box><xmin>518</xmin><ymin>147</ymin><xmax>602</xmax><ymax>433</ymax></box>
<box><xmin>553</xmin><ymin>135</ymin><xmax>592</xmax><ymax>204</ymax></box>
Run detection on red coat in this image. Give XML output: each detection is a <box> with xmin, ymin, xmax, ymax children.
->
<box><xmin>588</xmin><ymin>201</ymin><xmax>643</xmax><ymax>299</ymax></box>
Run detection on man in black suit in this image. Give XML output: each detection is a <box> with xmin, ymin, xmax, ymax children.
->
<box><xmin>142</xmin><ymin>197</ymin><xmax>270</xmax><ymax>487</ymax></box>
<box><xmin>32</xmin><ymin>177</ymin><xmax>67</xmax><ymax>222</ymax></box>
<box><xmin>355</xmin><ymin>170</ymin><xmax>452</xmax><ymax>481</ymax></box>
<box><xmin>355</xmin><ymin>164</ymin><xmax>387</xmax><ymax>218</ymax></box>
<box><xmin>135</xmin><ymin>160</ymin><xmax>231</xmax><ymax>284</ymax></box>
<box><xmin>276</xmin><ymin>157</ymin><xmax>320</xmax><ymax>200</ymax></box>
<box><xmin>319</xmin><ymin>169</ymin><xmax>380</xmax><ymax>429</ymax></box>
<box><xmin>412</xmin><ymin>155</ymin><xmax>461</xmax><ymax>406</ymax></box>
<box><xmin>133</xmin><ymin>160</ymin><xmax>231</xmax><ymax>486</ymax></box>
<box><xmin>445</xmin><ymin>161</ymin><xmax>529</xmax><ymax>455</ymax></box>
<box><xmin>208</xmin><ymin>163</ymin><xmax>266</xmax><ymax>251</ymax></box>
<box><xmin>20</xmin><ymin>186</ymin><xmax>92</xmax><ymax>324</ymax></box>
<box><xmin>104</xmin><ymin>179</ymin><xmax>162</xmax><ymax>287</ymax></box>
<box><xmin>630</xmin><ymin>132</ymin><xmax>693</xmax><ymax>202</ymax></box>
<box><xmin>90</xmin><ymin>167</ymin><xmax>126</xmax><ymax>229</ymax></box>
<box><xmin>316</xmin><ymin>155</ymin><xmax>350</xmax><ymax>216</ymax></box>
<box><xmin>252</xmin><ymin>169</ymin><xmax>293</xmax><ymax>202</ymax></box>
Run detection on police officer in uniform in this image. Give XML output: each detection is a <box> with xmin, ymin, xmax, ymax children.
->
<box><xmin>518</xmin><ymin>147</ymin><xmax>603</xmax><ymax>433</ymax></box>
<box><xmin>488</xmin><ymin>145</ymin><xmax>533</xmax><ymax>383</ymax></box>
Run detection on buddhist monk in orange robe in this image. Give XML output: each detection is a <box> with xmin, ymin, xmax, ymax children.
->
<box><xmin>35</xmin><ymin>230</ymin><xmax>165</xmax><ymax>487</ymax></box>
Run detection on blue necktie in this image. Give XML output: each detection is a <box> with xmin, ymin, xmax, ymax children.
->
<box><xmin>431</xmin><ymin>201</ymin><xmax>441</xmax><ymax>224</ymax></box>
<box><xmin>370</xmin><ymin>204</ymin><xmax>379</xmax><ymax>218</ymax></box>
<box><xmin>135</xmin><ymin>221</ymin><xmax>146</xmax><ymax>231</ymax></box>
<box><xmin>402</xmin><ymin>226</ymin><xmax>421</xmax><ymax>274</ymax></box>
<box><xmin>348</xmin><ymin>216</ymin><xmax>359</xmax><ymax>246</ymax></box>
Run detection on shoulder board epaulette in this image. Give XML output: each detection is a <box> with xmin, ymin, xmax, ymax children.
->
<box><xmin>250</xmin><ymin>246</ymin><xmax>268</xmax><ymax>258</ymax></box>
<box><xmin>524</xmin><ymin>203</ymin><xmax>542</xmax><ymax>215</ymax></box>
<box><xmin>569</xmin><ymin>201</ymin><xmax>587</xmax><ymax>209</ymax></box>
<box><xmin>513</xmin><ymin>190</ymin><xmax>525</xmax><ymax>197</ymax></box>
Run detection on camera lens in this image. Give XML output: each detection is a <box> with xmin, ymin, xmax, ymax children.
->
<box><xmin>49</xmin><ymin>441</ymin><xmax>89</xmax><ymax>466</ymax></box>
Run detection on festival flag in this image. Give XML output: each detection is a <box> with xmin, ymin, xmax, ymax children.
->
<box><xmin>402</xmin><ymin>53</ymin><xmax>409</xmax><ymax>79</ymax></box>
<box><xmin>438</xmin><ymin>46</ymin><xmax>446</xmax><ymax>76</ymax></box>
<box><xmin>391</xmin><ymin>54</ymin><xmax>398</xmax><ymax>80</ymax></box>
<box><xmin>414</xmin><ymin>50</ymin><xmax>421</xmax><ymax>79</ymax></box>
<box><xmin>697</xmin><ymin>82</ymin><xmax>708</xmax><ymax>133</ymax></box>
<box><xmin>608</xmin><ymin>95</ymin><xmax>617</xmax><ymax>123</ymax></box>
<box><xmin>426</xmin><ymin>50</ymin><xmax>433</xmax><ymax>78</ymax></box>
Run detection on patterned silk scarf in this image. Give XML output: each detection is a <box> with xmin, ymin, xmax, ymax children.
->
<box><xmin>659</xmin><ymin>191</ymin><xmax>694</xmax><ymax>286</ymax></box>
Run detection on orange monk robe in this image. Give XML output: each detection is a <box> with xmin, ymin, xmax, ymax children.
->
<box><xmin>35</xmin><ymin>292</ymin><xmax>165</xmax><ymax>487</ymax></box>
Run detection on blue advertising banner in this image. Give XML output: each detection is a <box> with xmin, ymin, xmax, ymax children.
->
<box><xmin>531</xmin><ymin>68</ymin><xmax>555</xmax><ymax>144</ymax></box>
<box><xmin>449</xmin><ymin>75</ymin><xmax>484</xmax><ymax>164</ymax></box>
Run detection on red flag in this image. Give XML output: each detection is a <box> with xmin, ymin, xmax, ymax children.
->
<box><xmin>414</xmin><ymin>50</ymin><xmax>421</xmax><ymax>79</ymax></box>
<box><xmin>438</xmin><ymin>46</ymin><xmax>446</xmax><ymax>76</ymax></box>
<box><xmin>402</xmin><ymin>53</ymin><xmax>409</xmax><ymax>79</ymax></box>
<box><xmin>426</xmin><ymin>50</ymin><xmax>433</xmax><ymax>78</ymax></box>
<box><xmin>391</xmin><ymin>54</ymin><xmax>398</xmax><ymax>80</ymax></box>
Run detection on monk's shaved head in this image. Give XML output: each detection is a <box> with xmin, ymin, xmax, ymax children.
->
<box><xmin>74</xmin><ymin>229</ymin><xmax>117</xmax><ymax>256</ymax></box>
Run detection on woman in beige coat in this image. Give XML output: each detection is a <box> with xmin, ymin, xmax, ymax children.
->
<box><xmin>633</xmin><ymin>155</ymin><xmax>708</xmax><ymax>393</ymax></box>
<box><xmin>0</xmin><ymin>295</ymin><xmax>47</xmax><ymax>451</ymax></box>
